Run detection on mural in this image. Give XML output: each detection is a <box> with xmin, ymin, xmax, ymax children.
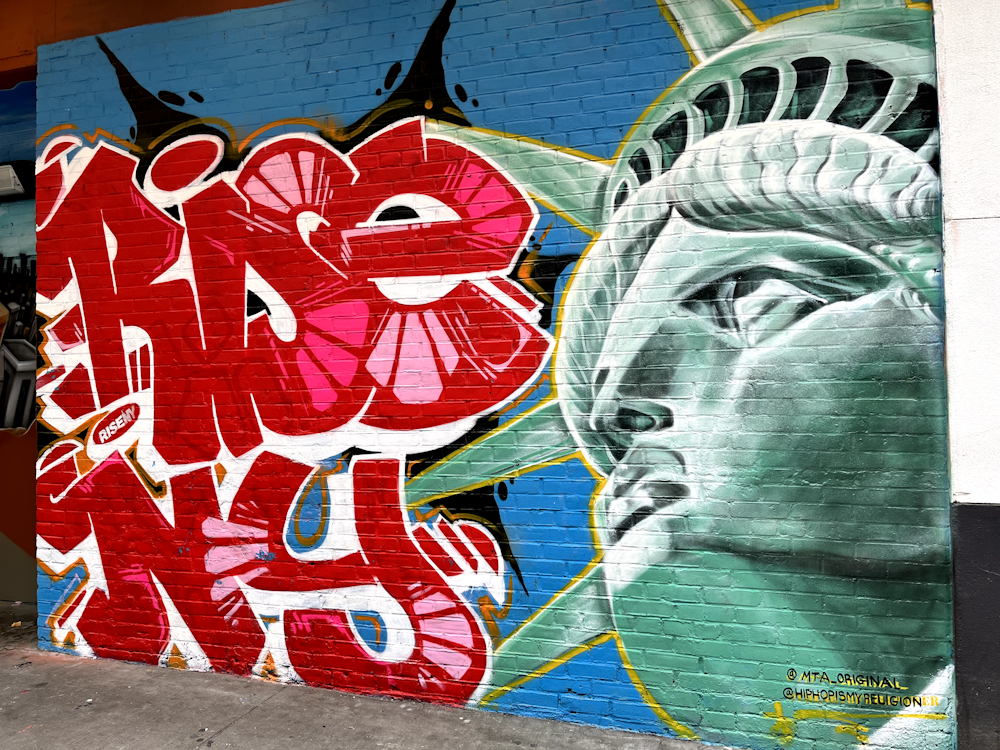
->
<box><xmin>35</xmin><ymin>0</ymin><xmax>952</xmax><ymax>748</ymax></box>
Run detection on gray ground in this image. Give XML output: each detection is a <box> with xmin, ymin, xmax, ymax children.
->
<box><xmin>0</xmin><ymin>601</ymin><xmax>715</xmax><ymax>750</ymax></box>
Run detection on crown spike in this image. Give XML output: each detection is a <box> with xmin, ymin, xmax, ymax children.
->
<box><xmin>657</xmin><ymin>0</ymin><xmax>757</xmax><ymax>64</ymax></box>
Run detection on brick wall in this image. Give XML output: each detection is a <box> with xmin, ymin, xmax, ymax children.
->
<box><xmin>34</xmin><ymin>1</ymin><xmax>954</xmax><ymax>748</ymax></box>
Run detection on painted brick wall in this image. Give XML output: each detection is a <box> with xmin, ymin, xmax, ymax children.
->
<box><xmin>33</xmin><ymin>1</ymin><xmax>954</xmax><ymax>749</ymax></box>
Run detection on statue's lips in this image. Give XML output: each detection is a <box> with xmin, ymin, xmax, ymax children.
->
<box><xmin>599</xmin><ymin>455</ymin><xmax>689</xmax><ymax>546</ymax></box>
<box><xmin>604</xmin><ymin>483</ymin><xmax>689</xmax><ymax>546</ymax></box>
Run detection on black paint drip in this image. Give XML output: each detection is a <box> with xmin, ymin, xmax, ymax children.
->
<box><xmin>431</xmin><ymin>484</ymin><xmax>526</xmax><ymax>594</ymax></box>
<box><xmin>97</xmin><ymin>38</ymin><xmax>198</xmax><ymax>152</ymax></box>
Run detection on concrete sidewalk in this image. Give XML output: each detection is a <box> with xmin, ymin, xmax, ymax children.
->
<box><xmin>0</xmin><ymin>601</ymin><xmax>714</xmax><ymax>750</ymax></box>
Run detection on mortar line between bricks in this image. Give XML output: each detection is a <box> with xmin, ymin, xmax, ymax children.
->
<box><xmin>946</xmin><ymin>214</ymin><xmax>1000</xmax><ymax>222</ymax></box>
<box><xmin>200</xmin><ymin>683</ymin><xmax>289</xmax><ymax>745</ymax></box>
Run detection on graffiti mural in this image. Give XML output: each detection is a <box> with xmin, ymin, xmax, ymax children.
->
<box><xmin>36</xmin><ymin>0</ymin><xmax>952</xmax><ymax>748</ymax></box>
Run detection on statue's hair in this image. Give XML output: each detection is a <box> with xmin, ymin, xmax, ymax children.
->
<box><xmin>662</xmin><ymin>120</ymin><xmax>940</xmax><ymax>248</ymax></box>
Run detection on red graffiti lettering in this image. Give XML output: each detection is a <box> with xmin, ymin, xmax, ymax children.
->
<box><xmin>38</xmin><ymin>120</ymin><xmax>549</xmax><ymax>463</ymax></box>
<box><xmin>38</xmin><ymin>448</ymin><xmax>496</xmax><ymax>702</ymax></box>
<box><xmin>36</xmin><ymin>117</ymin><xmax>539</xmax><ymax>703</ymax></box>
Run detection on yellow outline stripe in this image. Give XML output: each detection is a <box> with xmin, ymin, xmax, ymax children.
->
<box><xmin>353</xmin><ymin>614</ymin><xmax>384</xmax><ymax>648</ymax></box>
<box><xmin>404</xmin><ymin>395</ymin><xmax>589</xmax><ymax>508</ymax></box>
<box><xmin>750</xmin><ymin>0</ymin><xmax>840</xmax><ymax>31</ymax></box>
<box><xmin>37</xmin><ymin>557</ymin><xmax>90</xmax><ymax>648</ymax></box>
<box><xmin>614</xmin><ymin>633</ymin><xmax>699</xmax><ymax>740</ymax></box>
<box><xmin>321</xmin><ymin>99</ymin><xmax>412</xmax><ymax>144</ymax></box>
<box><xmin>406</xmin><ymin>449</ymin><xmax>582</xmax><ymax>508</ymax></box>
<box><xmin>655</xmin><ymin>0</ymin><xmax>701</xmax><ymax>67</ymax></box>
<box><xmin>482</xmin><ymin>631</ymin><xmax>616</xmax><ymax>703</ymax></box>
<box><xmin>490</xmin><ymin>556</ymin><xmax>605</xmax><ymax>653</ymax></box>
<box><xmin>237</xmin><ymin>117</ymin><xmax>324</xmax><ymax>151</ymax></box>
<box><xmin>730</xmin><ymin>0</ymin><xmax>766</xmax><ymax>29</ymax></box>
<box><xmin>291</xmin><ymin>472</ymin><xmax>330</xmax><ymax>547</ymax></box>
<box><xmin>149</xmin><ymin>117</ymin><xmax>239</xmax><ymax>151</ymax></box>
<box><xmin>36</xmin><ymin>124</ymin><xmax>78</xmax><ymax>146</ymax></box>
<box><xmin>529</xmin><ymin>193</ymin><xmax>600</xmax><ymax>238</ymax></box>
<box><xmin>448</xmin><ymin>123</ymin><xmax>614</xmax><ymax>166</ymax></box>
<box><xmin>84</xmin><ymin>128</ymin><xmax>143</xmax><ymax>153</ymax></box>
<box><xmin>478</xmin><ymin>575</ymin><xmax>515</xmax><ymax>645</ymax></box>
<box><xmin>494</xmin><ymin>373</ymin><xmax>550</xmax><ymax>418</ymax></box>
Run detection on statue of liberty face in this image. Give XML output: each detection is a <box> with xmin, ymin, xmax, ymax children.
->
<box><xmin>555</xmin><ymin>119</ymin><xmax>950</xmax><ymax>579</ymax></box>
<box><xmin>568</xmin><ymin>216</ymin><xmax>950</xmax><ymax>568</ymax></box>
<box><xmin>554</xmin><ymin>199</ymin><xmax>953</xmax><ymax>745</ymax></box>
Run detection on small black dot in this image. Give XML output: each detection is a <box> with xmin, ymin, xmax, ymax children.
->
<box><xmin>188</xmin><ymin>91</ymin><xmax>204</xmax><ymax>103</ymax></box>
<box><xmin>497</xmin><ymin>482</ymin><xmax>508</xmax><ymax>501</ymax></box>
<box><xmin>376</xmin><ymin>88</ymin><xmax>382</xmax><ymax>96</ymax></box>
<box><xmin>471</xmin><ymin>98</ymin><xmax>479</xmax><ymax>107</ymax></box>
<box><xmin>129</xmin><ymin>126</ymin><xmax>136</xmax><ymax>139</ymax></box>
<box><xmin>454</xmin><ymin>83</ymin><xmax>468</xmax><ymax>102</ymax></box>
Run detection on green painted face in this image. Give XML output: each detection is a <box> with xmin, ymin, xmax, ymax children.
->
<box><xmin>556</xmin><ymin>215</ymin><xmax>952</xmax><ymax>747</ymax></box>
<box><xmin>578</xmin><ymin>218</ymin><xmax>949</xmax><ymax>560</ymax></box>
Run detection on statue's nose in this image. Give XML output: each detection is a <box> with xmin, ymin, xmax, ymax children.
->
<box><xmin>590</xmin><ymin>386</ymin><xmax>675</xmax><ymax>464</ymax></box>
<box><xmin>589</xmin><ymin>381</ymin><xmax>689</xmax><ymax>546</ymax></box>
<box><xmin>582</xmin><ymin>290</ymin><xmax>689</xmax><ymax>471</ymax></box>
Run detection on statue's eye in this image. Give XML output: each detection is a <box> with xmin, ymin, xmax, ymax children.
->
<box><xmin>682</xmin><ymin>268</ymin><xmax>872</xmax><ymax>345</ymax></box>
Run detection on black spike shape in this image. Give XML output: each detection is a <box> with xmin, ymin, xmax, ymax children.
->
<box><xmin>331</xmin><ymin>0</ymin><xmax>468</xmax><ymax>151</ymax></box>
<box><xmin>429</xmin><ymin>485</ymin><xmax>527</xmax><ymax>594</ymax></box>
<box><xmin>96</xmin><ymin>37</ymin><xmax>235</xmax><ymax>181</ymax></box>
<box><xmin>96</xmin><ymin>38</ymin><xmax>197</xmax><ymax>152</ymax></box>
